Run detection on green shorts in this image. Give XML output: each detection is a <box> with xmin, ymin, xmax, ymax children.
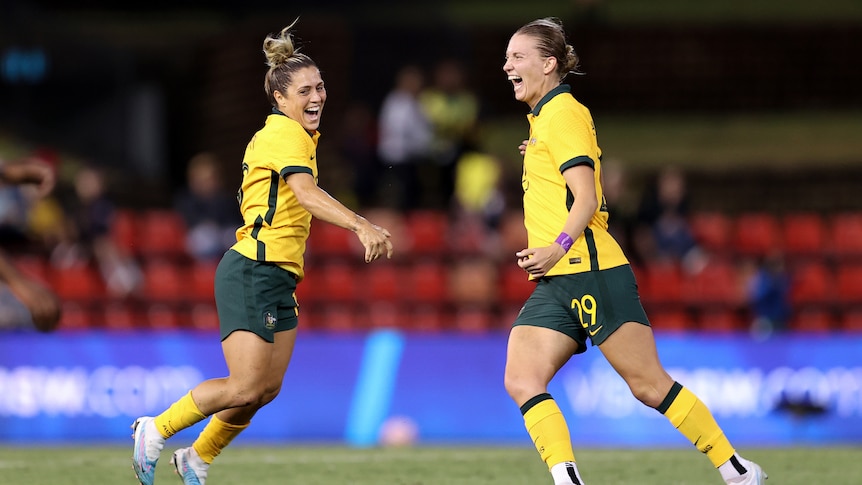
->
<box><xmin>214</xmin><ymin>249</ymin><xmax>299</xmax><ymax>342</ymax></box>
<box><xmin>512</xmin><ymin>264</ymin><xmax>650</xmax><ymax>354</ymax></box>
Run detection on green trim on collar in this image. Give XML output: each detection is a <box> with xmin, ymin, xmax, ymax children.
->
<box><xmin>530</xmin><ymin>84</ymin><xmax>571</xmax><ymax>116</ymax></box>
<box><xmin>271</xmin><ymin>107</ymin><xmax>285</xmax><ymax>116</ymax></box>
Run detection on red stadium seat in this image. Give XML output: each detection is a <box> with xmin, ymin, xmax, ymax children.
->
<box><xmin>306</xmin><ymin>219</ymin><xmax>358</xmax><ymax>260</ymax></box>
<box><xmin>190</xmin><ymin>303</ymin><xmax>219</xmax><ymax>331</ymax></box>
<box><xmin>146</xmin><ymin>303</ymin><xmax>181</xmax><ymax>330</ymax></box>
<box><xmin>689</xmin><ymin>212</ymin><xmax>732</xmax><ymax>253</ymax></box>
<box><xmin>52</xmin><ymin>264</ymin><xmax>105</xmax><ymax>302</ymax></box>
<box><xmin>112</xmin><ymin>209</ymin><xmax>138</xmax><ymax>253</ymax></box>
<box><xmin>453</xmin><ymin>306</ymin><xmax>494</xmax><ymax>333</ymax></box>
<box><xmin>499</xmin><ymin>264</ymin><xmax>536</xmax><ymax>305</ymax></box>
<box><xmin>317</xmin><ymin>262</ymin><xmax>359</xmax><ymax>304</ymax></box>
<box><xmin>789</xmin><ymin>309</ymin><xmax>834</xmax><ymax>333</ymax></box>
<box><xmin>698</xmin><ymin>309</ymin><xmax>744</xmax><ymax>333</ymax></box>
<box><xmin>782</xmin><ymin>213</ymin><xmax>826</xmax><ymax>256</ymax></box>
<box><xmin>142</xmin><ymin>260</ymin><xmax>186</xmax><ymax>302</ymax></box>
<box><xmin>366</xmin><ymin>302</ymin><xmax>405</xmax><ymax>330</ymax></box>
<box><xmin>404</xmin><ymin>210</ymin><xmax>449</xmax><ymax>257</ymax></box>
<box><xmin>58</xmin><ymin>301</ymin><xmax>94</xmax><ymax>330</ymax></box>
<box><xmin>839</xmin><ymin>310</ymin><xmax>862</xmax><ymax>332</ymax></box>
<box><xmin>641</xmin><ymin>261</ymin><xmax>684</xmax><ymax>306</ymax></box>
<box><xmin>789</xmin><ymin>261</ymin><xmax>834</xmax><ymax>307</ymax></box>
<box><xmin>405</xmin><ymin>261</ymin><xmax>447</xmax><ymax>304</ymax></box>
<box><xmin>103</xmin><ymin>301</ymin><xmax>139</xmax><ymax>330</ymax></box>
<box><xmin>835</xmin><ymin>264</ymin><xmax>862</xmax><ymax>303</ymax></box>
<box><xmin>649</xmin><ymin>309</ymin><xmax>693</xmax><ymax>333</ymax></box>
<box><xmin>449</xmin><ymin>259</ymin><xmax>497</xmax><ymax>305</ymax></box>
<box><xmin>137</xmin><ymin>210</ymin><xmax>188</xmax><ymax>258</ymax></box>
<box><xmin>365</xmin><ymin>264</ymin><xmax>402</xmax><ymax>303</ymax></box>
<box><xmin>14</xmin><ymin>255</ymin><xmax>50</xmax><ymax>286</ymax></box>
<box><xmin>684</xmin><ymin>260</ymin><xmax>743</xmax><ymax>306</ymax></box>
<box><xmin>189</xmin><ymin>261</ymin><xmax>217</xmax><ymax>302</ymax></box>
<box><xmin>733</xmin><ymin>212</ymin><xmax>781</xmax><ymax>256</ymax></box>
<box><xmin>830</xmin><ymin>212</ymin><xmax>862</xmax><ymax>259</ymax></box>
<box><xmin>409</xmin><ymin>305</ymin><xmax>447</xmax><ymax>333</ymax></box>
<box><xmin>319</xmin><ymin>305</ymin><xmax>358</xmax><ymax>333</ymax></box>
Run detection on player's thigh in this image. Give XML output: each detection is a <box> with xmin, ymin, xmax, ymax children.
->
<box><xmin>506</xmin><ymin>325</ymin><xmax>579</xmax><ymax>384</ymax></box>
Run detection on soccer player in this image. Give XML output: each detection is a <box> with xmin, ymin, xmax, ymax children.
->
<box><xmin>501</xmin><ymin>18</ymin><xmax>766</xmax><ymax>485</ymax></box>
<box><xmin>131</xmin><ymin>19</ymin><xmax>393</xmax><ymax>485</ymax></box>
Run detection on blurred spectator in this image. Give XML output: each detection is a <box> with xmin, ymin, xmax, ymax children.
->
<box><xmin>634</xmin><ymin>167</ymin><xmax>704</xmax><ymax>271</ymax></box>
<box><xmin>0</xmin><ymin>156</ymin><xmax>61</xmax><ymax>331</ymax></box>
<box><xmin>174</xmin><ymin>152</ymin><xmax>241</xmax><ymax>261</ymax></box>
<box><xmin>747</xmin><ymin>251</ymin><xmax>791</xmax><ymax>338</ymax></box>
<box><xmin>452</xmin><ymin>149</ymin><xmax>505</xmax><ymax>256</ymax></box>
<box><xmin>338</xmin><ymin>102</ymin><xmax>380</xmax><ymax>209</ymax></box>
<box><xmin>52</xmin><ymin>165</ymin><xmax>142</xmax><ymax>298</ymax></box>
<box><xmin>420</xmin><ymin>58</ymin><xmax>479</xmax><ymax>210</ymax></box>
<box><xmin>601</xmin><ymin>159</ymin><xmax>639</xmax><ymax>264</ymax></box>
<box><xmin>378</xmin><ymin>64</ymin><xmax>432</xmax><ymax>211</ymax></box>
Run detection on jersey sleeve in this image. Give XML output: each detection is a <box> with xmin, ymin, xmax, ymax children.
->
<box><xmin>547</xmin><ymin>110</ymin><xmax>596</xmax><ymax>173</ymax></box>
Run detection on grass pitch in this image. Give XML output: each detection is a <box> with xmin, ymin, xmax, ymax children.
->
<box><xmin>0</xmin><ymin>445</ymin><xmax>857</xmax><ymax>484</ymax></box>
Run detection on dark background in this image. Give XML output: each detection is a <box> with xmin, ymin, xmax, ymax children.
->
<box><xmin>2</xmin><ymin>0</ymin><xmax>861</xmax><ymax>210</ymax></box>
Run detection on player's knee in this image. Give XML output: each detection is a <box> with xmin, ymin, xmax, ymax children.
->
<box><xmin>628</xmin><ymin>381</ymin><xmax>665</xmax><ymax>408</ymax></box>
<box><xmin>504</xmin><ymin>371</ymin><xmax>537</xmax><ymax>404</ymax></box>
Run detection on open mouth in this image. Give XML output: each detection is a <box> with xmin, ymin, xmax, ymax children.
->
<box><xmin>304</xmin><ymin>106</ymin><xmax>321</xmax><ymax>121</ymax></box>
<box><xmin>508</xmin><ymin>75</ymin><xmax>523</xmax><ymax>87</ymax></box>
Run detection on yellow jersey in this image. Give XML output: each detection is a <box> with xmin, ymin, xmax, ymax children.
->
<box><xmin>522</xmin><ymin>84</ymin><xmax>628</xmax><ymax>275</ymax></box>
<box><xmin>231</xmin><ymin>110</ymin><xmax>320</xmax><ymax>280</ymax></box>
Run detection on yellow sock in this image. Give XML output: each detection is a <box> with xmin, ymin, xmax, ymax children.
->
<box><xmin>659</xmin><ymin>382</ymin><xmax>735</xmax><ymax>467</ymax></box>
<box><xmin>192</xmin><ymin>415</ymin><xmax>250</xmax><ymax>464</ymax></box>
<box><xmin>153</xmin><ymin>391</ymin><xmax>207</xmax><ymax>439</ymax></box>
<box><xmin>521</xmin><ymin>393</ymin><xmax>576</xmax><ymax>469</ymax></box>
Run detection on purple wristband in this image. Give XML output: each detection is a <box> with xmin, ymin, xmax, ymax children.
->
<box><xmin>555</xmin><ymin>232</ymin><xmax>574</xmax><ymax>252</ymax></box>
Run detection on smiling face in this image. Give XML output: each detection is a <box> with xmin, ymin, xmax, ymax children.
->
<box><xmin>503</xmin><ymin>33</ymin><xmax>557</xmax><ymax>110</ymax></box>
<box><xmin>274</xmin><ymin>66</ymin><xmax>326</xmax><ymax>132</ymax></box>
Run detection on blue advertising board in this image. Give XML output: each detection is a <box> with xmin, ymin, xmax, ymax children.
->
<box><xmin>1</xmin><ymin>330</ymin><xmax>860</xmax><ymax>447</ymax></box>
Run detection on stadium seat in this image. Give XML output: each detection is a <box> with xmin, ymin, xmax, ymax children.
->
<box><xmin>782</xmin><ymin>213</ymin><xmax>826</xmax><ymax>256</ymax></box>
<box><xmin>365</xmin><ymin>302</ymin><xmax>405</xmax><ymax>330</ymax></box>
<box><xmin>190</xmin><ymin>303</ymin><xmax>219</xmax><ymax>331</ymax></box>
<box><xmin>408</xmin><ymin>305</ymin><xmax>447</xmax><ymax>332</ymax></box>
<box><xmin>789</xmin><ymin>261</ymin><xmax>834</xmax><ymax>307</ymax></box>
<box><xmin>839</xmin><ymin>310</ymin><xmax>862</xmax><ymax>332</ymax></box>
<box><xmin>189</xmin><ymin>260</ymin><xmax>217</xmax><ymax>302</ymax></box>
<box><xmin>649</xmin><ymin>309</ymin><xmax>692</xmax><ymax>333</ymax></box>
<box><xmin>698</xmin><ymin>309</ymin><xmax>744</xmax><ymax>333</ymax></box>
<box><xmin>404</xmin><ymin>210</ymin><xmax>449</xmax><ymax>257</ymax></box>
<box><xmin>641</xmin><ymin>261</ymin><xmax>684</xmax><ymax>306</ymax></box>
<box><xmin>111</xmin><ymin>209</ymin><xmax>138</xmax><ymax>253</ymax></box>
<box><xmin>58</xmin><ymin>301</ymin><xmax>94</xmax><ymax>330</ymax></box>
<box><xmin>689</xmin><ymin>212</ymin><xmax>732</xmax><ymax>253</ymax></box>
<box><xmin>52</xmin><ymin>264</ymin><xmax>106</xmax><ymax>302</ymax></box>
<box><xmin>365</xmin><ymin>263</ymin><xmax>402</xmax><ymax>303</ymax></box>
<box><xmin>137</xmin><ymin>209</ymin><xmax>188</xmax><ymax>258</ymax></box>
<box><xmin>142</xmin><ymin>259</ymin><xmax>186</xmax><ymax>302</ymax></box>
<box><xmin>830</xmin><ymin>212</ymin><xmax>862</xmax><ymax>260</ymax></box>
<box><xmin>449</xmin><ymin>259</ymin><xmax>497</xmax><ymax>305</ymax></box>
<box><xmin>835</xmin><ymin>264</ymin><xmax>862</xmax><ymax>303</ymax></box>
<box><xmin>789</xmin><ymin>309</ymin><xmax>834</xmax><ymax>333</ymax></box>
<box><xmin>146</xmin><ymin>303</ymin><xmax>181</xmax><ymax>330</ymax></box>
<box><xmin>733</xmin><ymin>212</ymin><xmax>781</xmax><ymax>256</ymax></box>
<box><xmin>683</xmin><ymin>260</ymin><xmax>743</xmax><ymax>306</ymax></box>
<box><xmin>317</xmin><ymin>262</ymin><xmax>359</xmax><ymax>304</ymax></box>
<box><xmin>319</xmin><ymin>304</ymin><xmax>358</xmax><ymax>333</ymax></box>
<box><xmin>306</xmin><ymin>219</ymin><xmax>358</xmax><ymax>260</ymax></box>
<box><xmin>102</xmin><ymin>301</ymin><xmax>139</xmax><ymax>330</ymax></box>
<box><xmin>453</xmin><ymin>306</ymin><xmax>494</xmax><ymax>333</ymax></box>
<box><xmin>405</xmin><ymin>261</ymin><xmax>447</xmax><ymax>304</ymax></box>
<box><xmin>499</xmin><ymin>264</ymin><xmax>536</xmax><ymax>305</ymax></box>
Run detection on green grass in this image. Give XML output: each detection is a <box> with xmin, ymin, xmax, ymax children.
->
<box><xmin>1</xmin><ymin>445</ymin><xmax>859</xmax><ymax>484</ymax></box>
